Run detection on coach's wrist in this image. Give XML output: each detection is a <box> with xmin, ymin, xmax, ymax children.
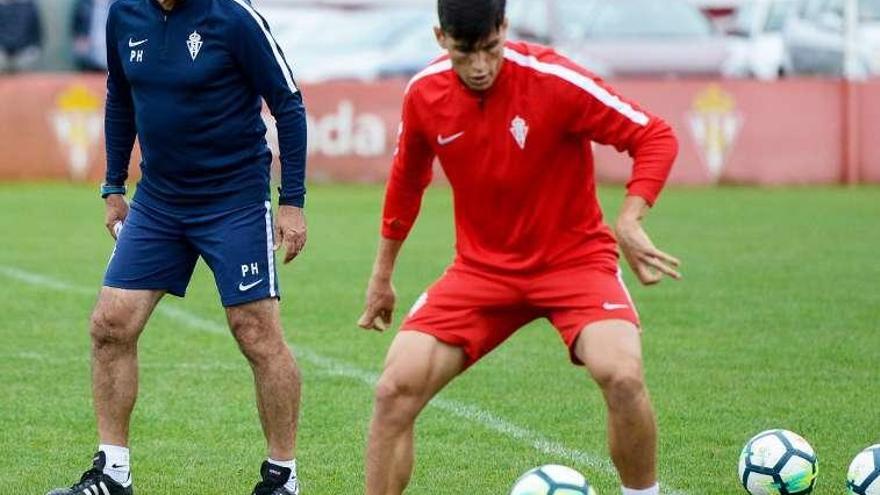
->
<box><xmin>104</xmin><ymin>193</ymin><xmax>126</xmax><ymax>204</ymax></box>
<box><xmin>277</xmin><ymin>187</ymin><xmax>305</xmax><ymax>208</ymax></box>
<box><xmin>278</xmin><ymin>204</ymin><xmax>303</xmax><ymax>214</ymax></box>
<box><xmin>100</xmin><ymin>183</ymin><xmax>127</xmax><ymax>199</ymax></box>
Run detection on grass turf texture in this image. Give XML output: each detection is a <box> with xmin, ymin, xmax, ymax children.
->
<box><xmin>0</xmin><ymin>183</ymin><xmax>877</xmax><ymax>495</ymax></box>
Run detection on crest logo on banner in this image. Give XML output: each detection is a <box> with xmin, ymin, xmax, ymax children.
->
<box><xmin>687</xmin><ymin>84</ymin><xmax>743</xmax><ymax>182</ymax></box>
<box><xmin>50</xmin><ymin>85</ymin><xmax>103</xmax><ymax>180</ymax></box>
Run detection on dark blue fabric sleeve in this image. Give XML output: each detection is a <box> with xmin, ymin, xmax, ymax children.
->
<box><xmin>103</xmin><ymin>6</ymin><xmax>136</xmax><ymax>187</ymax></box>
<box><xmin>231</xmin><ymin>7</ymin><xmax>307</xmax><ymax>208</ymax></box>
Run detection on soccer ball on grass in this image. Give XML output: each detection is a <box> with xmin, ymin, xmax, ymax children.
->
<box><xmin>510</xmin><ymin>464</ymin><xmax>597</xmax><ymax>495</ymax></box>
<box><xmin>847</xmin><ymin>444</ymin><xmax>880</xmax><ymax>495</ymax></box>
<box><xmin>738</xmin><ymin>429</ymin><xmax>818</xmax><ymax>495</ymax></box>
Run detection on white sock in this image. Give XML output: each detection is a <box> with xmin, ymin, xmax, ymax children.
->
<box><xmin>268</xmin><ymin>458</ymin><xmax>299</xmax><ymax>494</ymax></box>
<box><xmin>99</xmin><ymin>444</ymin><xmax>131</xmax><ymax>487</ymax></box>
<box><xmin>622</xmin><ymin>484</ymin><xmax>659</xmax><ymax>495</ymax></box>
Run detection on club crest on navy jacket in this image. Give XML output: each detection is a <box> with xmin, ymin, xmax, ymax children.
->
<box><xmin>104</xmin><ymin>0</ymin><xmax>307</xmax><ymax>212</ymax></box>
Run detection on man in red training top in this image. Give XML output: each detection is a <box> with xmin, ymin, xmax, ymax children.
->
<box><xmin>358</xmin><ymin>1</ymin><xmax>680</xmax><ymax>494</ymax></box>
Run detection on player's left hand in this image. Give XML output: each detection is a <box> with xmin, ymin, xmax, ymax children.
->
<box><xmin>274</xmin><ymin>205</ymin><xmax>307</xmax><ymax>264</ymax></box>
<box><xmin>617</xmin><ymin>218</ymin><xmax>681</xmax><ymax>286</ymax></box>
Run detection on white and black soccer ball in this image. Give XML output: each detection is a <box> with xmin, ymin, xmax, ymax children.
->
<box><xmin>510</xmin><ymin>465</ymin><xmax>597</xmax><ymax>495</ymax></box>
<box><xmin>847</xmin><ymin>444</ymin><xmax>880</xmax><ymax>495</ymax></box>
<box><xmin>738</xmin><ymin>429</ymin><xmax>818</xmax><ymax>495</ymax></box>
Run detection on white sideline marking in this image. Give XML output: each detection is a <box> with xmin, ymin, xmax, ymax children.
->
<box><xmin>2</xmin><ymin>351</ymin><xmax>243</xmax><ymax>373</ymax></box>
<box><xmin>154</xmin><ymin>309</ymin><xmax>616</xmax><ymax>474</ymax></box>
<box><xmin>0</xmin><ymin>266</ymin><xmax>688</xmax><ymax>494</ymax></box>
<box><xmin>156</xmin><ymin>304</ymin><xmax>226</xmax><ymax>335</ymax></box>
<box><xmin>293</xmin><ymin>347</ymin><xmax>616</xmax><ymax>473</ymax></box>
<box><xmin>0</xmin><ymin>266</ymin><xmax>92</xmax><ymax>294</ymax></box>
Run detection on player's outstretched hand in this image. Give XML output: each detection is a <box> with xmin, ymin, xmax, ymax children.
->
<box><xmin>274</xmin><ymin>205</ymin><xmax>307</xmax><ymax>264</ymax></box>
<box><xmin>104</xmin><ymin>194</ymin><xmax>129</xmax><ymax>240</ymax></box>
<box><xmin>358</xmin><ymin>274</ymin><xmax>396</xmax><ymax>332</ymax></box>
<box><xmin>617</xmin><ymin>218</ymin><xmax>681</xmax><ymax>286</ymax></box>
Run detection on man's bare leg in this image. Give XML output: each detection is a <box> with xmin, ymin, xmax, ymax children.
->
<box><xmin>91</xmin><ymin>287</ymin><xmax>164</xmax><ymax>446</ymax></box>
<box><xmin>575</xmin><ymin>320</ymin><xmax>658</xmax><ymax>490</ymax></box>
<box><xmin>366</xmin><ymin>332</ymin><xmax>466</xmax><ymax>495</ymax></box>
<box><xmin>226</xmin><ymin>298</ymin><xmax>301</xmax><ymax>461</ymax></box>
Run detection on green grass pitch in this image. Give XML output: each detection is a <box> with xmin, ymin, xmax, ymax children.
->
<box><xmin>0</xmin><ymin>183</ymin><xmax>877</xmax><ymax>494</ymax></box>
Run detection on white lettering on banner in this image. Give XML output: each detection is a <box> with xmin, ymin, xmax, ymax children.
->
<box><xmin>262</xmin><ymin>100</ymin><xmax>387</xmax><ymax>159</ymax></box>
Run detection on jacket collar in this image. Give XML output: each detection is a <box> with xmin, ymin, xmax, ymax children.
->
<box><xmin>149</xmin><ymin>0</ymin><xmax>189</xmax><ymax>14</ymax></box>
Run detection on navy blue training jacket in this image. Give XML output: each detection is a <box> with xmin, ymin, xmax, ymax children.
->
<box><xmin>105</xmin><ymin>0</ymin><xmax>307</xmax><ymax>211</ymax></box>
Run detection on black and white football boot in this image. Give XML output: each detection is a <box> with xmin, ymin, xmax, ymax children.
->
<box><xmin>46</xmin><ymin>451</ymin><xmax>133</xmax><ymax>495</ymax></box>
<box><xmin>251</xmin><ymin>461</ymin><xmax>299</xmax><ymax>495</ymax></box>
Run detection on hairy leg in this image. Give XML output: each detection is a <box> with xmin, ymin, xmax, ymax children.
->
<box><xmin>366</xmin><ymin>332</ymin><xmax>466</xmax><ymax>495</ymax></box>
<box><xmin>227</xmin><ymin>298</ymin><xmax>300</xmax><ymax>460</ymax></box>
<box><xmin>91</xmin><ymin>288</ymin><xmax>164</xmax><ymax>446</ymax></box>
<box><xmin>387</xmin><ymin>423</ymin><xmax>416</xmax><ymax>495</ymax></box>
<box><xmin>575</xmin><ymin>320</ymin><xmax>657</xmax><ymax>489</ymax></box>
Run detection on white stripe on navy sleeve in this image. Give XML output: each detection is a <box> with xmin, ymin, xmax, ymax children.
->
<box><xmin>226</xmin><ymin>0</ymin><xmax>298</xmax><ymax>94</ymax></box>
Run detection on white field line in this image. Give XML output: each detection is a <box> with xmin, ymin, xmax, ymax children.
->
<box><xmin>1</xmin><ymin>351</ymin><xmax>242</xmax><ymax>372</ymax></box>
<box><xmin>1</xmin><ymin>265</ymin><xmax>689</xmax><ymax>494</ymax></box>
<box><xmin>0</xmin><ymin>266</ymin><xmax>93</xmax><ymax>294</ymax></box>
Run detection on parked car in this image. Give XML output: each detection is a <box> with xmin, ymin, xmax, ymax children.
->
<box><xmin>783</xmin><ymin>0</ymin><xmax>880</xmax><ymax>77</ymax></box>
<box><xmin>259</xmin><ymin>6</ymin><xmax>437</xmax><ymax>83</ymax></box>
<box><xmin>723</xmin><ymin>0</ymin><xmax>797</xmax><ymax>79</ymax></box>
<box><xmin>507</xmin><ymin>0</ymin><xmax>731</xmax><ymax>78</ymax></box>
<box><xmin>377</xmin><ymin>20</ymin><xmax>444</xmax><ymax>79</ymax></box>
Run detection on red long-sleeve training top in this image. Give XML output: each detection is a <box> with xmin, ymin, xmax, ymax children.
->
<box><xmin>382</xmin><ymin>41</ymin><xmax>678</xmax><ymax>273</ymax></box>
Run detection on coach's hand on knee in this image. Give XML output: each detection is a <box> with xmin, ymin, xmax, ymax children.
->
<box><xmin>358</xmin><ymin>275</ymin><xmax>396</xmax><ymax>332</ymax></box>
<box><xmin>104</xmin><ymin>194</ymin><xmax>129</xmax><ymax>240</ymax></box>
<box><xmin>274</xmin><ymin>206</ymin><xmax>307</xmax><ymax>264</ymax></box>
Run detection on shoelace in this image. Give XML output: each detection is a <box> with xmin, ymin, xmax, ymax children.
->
<box><xmin>253</xmin><ymin>480</ymin><xmax>295</xmax><ymax>495</ymax></box>
<box><xmin>272</xmin><ymin>479</ymin><xmax>299</xmax><ymax>495</ymax></box>
<box><xmin>68</xmin><ymin>468</ymin><xmax>112</xmax><ymax>494</ymax></box>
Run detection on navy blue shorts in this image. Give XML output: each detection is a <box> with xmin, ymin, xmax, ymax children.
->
<box><xmin>105</xmin><ymin>200</ymin><xmax>280</xmax><ymax>307</ymax></box>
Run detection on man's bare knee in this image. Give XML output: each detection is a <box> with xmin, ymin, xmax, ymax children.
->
<box><xmin>374</xmin><ymin>374</ymin><xmax>424</xmax><ymax>425</ymax></box>
<box><xmin>89</xmin><ymin>289</ymin><xmax>162</xmax><ymax>353</ymax></box>
<box><xmin>594</xmin><ymin>360</ymin><xmax>647</xmax><ymax>409</ymax></box>
<box><xmin>234</xmin><ymin>324</ymin><xmax>286</xmax><ymax>367</ymax></box>
<box><xmin>228</xmin><ymin>303</ymin><xmax>287</xmax><ymax>367</ymax></box>
<box><xmin>90</xmin><ymin>305</ymin><xmax>139</xmax><ymax>351</ymax></box>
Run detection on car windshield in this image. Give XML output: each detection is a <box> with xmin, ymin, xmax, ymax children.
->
<box><xmin>862</xmin><ymin>0</ymin><xmax>880</xmax><ymax>21</ymax></box>
<box><xmin>507</xmin><ymin>0</ymin><xmax>551</xmax><ymax>41</ymax></box>
<box><xmin>730</xmin><ymin>2</ymin><xmax>756</xmax><ymax>35</ymax></box>
<box><xmin>557</xmin><ymin>0</ymin><xmax>713</xmax><ymax>38</ymax></box>
<box><xmin>766</xmin><ymin>1</ymin><xmax>796</xmax><ymax>31</ymax></box>
<box><xmin>269</xmin><ymin>7</ymin><xmax>432</xmax><ymax>54</ymax></box>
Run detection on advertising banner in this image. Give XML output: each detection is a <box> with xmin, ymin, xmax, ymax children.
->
<box><xmin>0</xmin><ymin>74</ymin><xmax>877</xmax><ymax>185</ymax></box>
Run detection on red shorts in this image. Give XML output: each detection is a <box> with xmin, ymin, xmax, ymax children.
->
<box><xmin>401</xmin><ymin>261</ymin><xmax>640</xmax><ymax>368</ymax></box>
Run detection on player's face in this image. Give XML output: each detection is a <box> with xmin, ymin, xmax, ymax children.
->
<box><xmin>435</xmin><ymin>20</ymin><xmax>508</xmax><ymax>92</ymax></box>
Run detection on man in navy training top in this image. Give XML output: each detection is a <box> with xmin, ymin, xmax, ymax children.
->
<box><xmin>48</xmin><ymin>0</ymin><xmax>307</xmax><ymax>494</ymax></box>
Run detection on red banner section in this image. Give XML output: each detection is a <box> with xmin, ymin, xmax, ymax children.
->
<box><xmin>594</xmin><ymin>80</ymin><xmax>847</xmax><ymax>185</ymax></box>
<box><xmin>857</xmin><ymin>81</ymin><xmax>880</xmax><ymax>183</ymax></box>
<box><xmin>0</xmin><ymin>74</ymin><xmax>878</xmax><ymax>185</ymax></box>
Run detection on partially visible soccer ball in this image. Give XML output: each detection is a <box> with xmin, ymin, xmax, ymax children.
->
<box><xmin>847</xmin><ymin>444</ymin><xmax>880</xmax><ymax>494</ymax></box>
<box><xmin>738</xmin><ymin>429</ymin><xmax>818</xmax><ymax>495</ymax></box>
<box><xmin>510</xmin><ymin>465</ymin><xmax>597</xmax><ymax>495</ymax></box>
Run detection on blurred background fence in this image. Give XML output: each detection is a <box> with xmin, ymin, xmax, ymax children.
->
<box><xmin>1</xmin><ymin>0</ymin><xmax>878</xmax><ymax>185</ymax></box>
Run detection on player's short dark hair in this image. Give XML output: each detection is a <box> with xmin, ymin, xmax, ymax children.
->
<box><xmin>437</xmin><ymin>0</ymin><xmax>507</xmax><ymax>51</ymax></box>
